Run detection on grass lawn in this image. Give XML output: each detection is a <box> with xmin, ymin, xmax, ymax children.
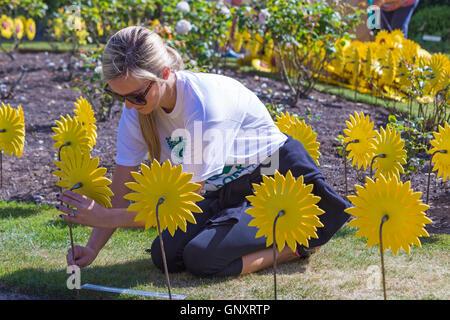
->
<box><xmin>0</xmin><ymin>200</ymin><xmax>448</xmax><ymax>300</ymax></box>
<box><xmin>0</xmin><ymin>40</ymin><xmax>97</xmax><ymax>53</ymax></box>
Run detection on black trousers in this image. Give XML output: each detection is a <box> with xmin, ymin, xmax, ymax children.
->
<box><xmin>151</xmin><ymin>134</ymin><xmax>351</xmax><ymax>277</ymax></box>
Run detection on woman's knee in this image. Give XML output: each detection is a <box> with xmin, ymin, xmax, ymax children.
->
<box><xmin>150</xmin><ymin>236</ymin><xmax>185</xmax><ymax>273</ymax></box>
<box><xmin>182</xmin><ymin>240</ymin><xmax>220</xmax><ymax>277</ymax></box>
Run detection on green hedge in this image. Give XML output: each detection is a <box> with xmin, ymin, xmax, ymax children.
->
<box><xmin>409</xmin><ymin>5</ymin><xmax>450</xmax><ymax>53</ymax></box>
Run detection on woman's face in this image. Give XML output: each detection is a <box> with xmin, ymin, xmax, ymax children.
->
<box><xmin>107</xmin><ymin>74</ymin><xmax>160</xmax><ymax>114</ymax></box>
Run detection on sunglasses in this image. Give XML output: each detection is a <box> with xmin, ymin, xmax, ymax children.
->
<box><xmin>103</xmin><ymin>81</ymin><xmax>154</xmax><ymax>106</ymax></box>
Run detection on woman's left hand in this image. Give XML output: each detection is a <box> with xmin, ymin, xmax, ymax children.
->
<box><xmin>56</xmin><ymin>191</ymin><xmax>113</xmax><ymax>228</ymax></box>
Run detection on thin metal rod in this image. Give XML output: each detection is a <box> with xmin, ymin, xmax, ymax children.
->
<box><xmin>379</xmin><ymin>215</ymin><xmax>389</xmax><ymax>300</ymax></box>
<box><xmin>343</xmin><ymin>139</ymin><xmax>359</xmax><ymax>196</ymax></box>
<box><xmin>0</xmin><ymin>129</ymin><xmax>5</xmax><ymax>189</ymax></box>
<box><xmin>155</xmin><ymin>196</ymin><xmax>172</xmax><ymax>300</ymax></box>
<box><xmin>56</xmin><ymin>141</ymin><xmax>77</xmax><ymax>296</ymax></box>
<box><xmin>272</xmin><ymin>210</ymin><xmax>285</xmax><ymax>300</ymax></box>
<box><xmin>369</xmin><ymin>154</ymin><xmax>387</xmax><ymax>178</ymax></box>
<box><xmin>426</xmin><ymin>150</ymin><xmax>447</xmax><ymax>204</ymax></box>
<box><xmin>69</xmin><ymin>182</ymin><xmax>82</xmax><ymax>298</ymax></box>
<box><xmin>68</xmin><ymin>183</ymin><xmax>83</xmax><ymax>264</ymax></box>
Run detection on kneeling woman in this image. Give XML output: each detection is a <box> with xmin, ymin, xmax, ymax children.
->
<box><xmin>57</xmin><ymin>26</ymin><xmax>350</xmax><ymax>277</ymax></box>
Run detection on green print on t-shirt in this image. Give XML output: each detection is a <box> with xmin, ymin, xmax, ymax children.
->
<box><xmin>165</xmin><ymin>136</ymin><xmax>184</xmax><ymax>165</ymax></box>
<box><xmin>165</xmin><ymin>136</ymin><xmax>257</xmax><ymax>191</ymax></box>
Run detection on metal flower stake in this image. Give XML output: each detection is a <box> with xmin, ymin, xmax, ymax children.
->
<box><xmin>342</xmin><ymin>112</ymin><xmax>376</xmax><ymax>196</ymax></box>
<box><xmin>51</xmin><ymin>98</ymin><xmax>99</xmax><ymax>267</ymax></box>
<box><xmin>124</xmin><ymin>159</ymin><xmax>204</xmax><ymax>300</ymax></box>
<box><xmin>0</xmin><ymin>103</ymin><xmax>25</xmax><ymax>188</ymax></box>
<box><xmin>369</xmin><ymin>126</ymin><xmax>406</xmax><ymax>180</ymax></box>
<box><xmin>345</xmin><ymin>174</ymin><xmax>432</xmax><ymax>300</ymax></box>
<box><xmin>53</xmin><ymin>146</ymin><xmax>113</xmax><ymax>255</ymax></box>
<box><xmin>426</xmin><ymin>122</ymin><xmax>449</xmax><ymax>204</ymax></box>
<box><xmin>245</xmin><ymin>170</ymin><xmax>324</xmax><ymax>300</ymax></box>
<box><xmin>275</xmin><ymin>112</ymin><xmax>321</xmax><ymax>167</ymax></box>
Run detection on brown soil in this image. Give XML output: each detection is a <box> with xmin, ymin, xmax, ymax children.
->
<box><xmin>0</xmin><ymin>51</ymin><xmax>448</xmax><ymax>234</ymax></box>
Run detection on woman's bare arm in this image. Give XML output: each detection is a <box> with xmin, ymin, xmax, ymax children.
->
<box><xmin>86</xmin><ymin>164</ymin><xmax>142</xmax><ymax>253</ymax></box>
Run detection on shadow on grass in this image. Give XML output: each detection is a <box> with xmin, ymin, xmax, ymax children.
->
<box><xmin>0</xmin><ymin>253</ymin><xmax>312</xmax><ymax>300</ymax></box>
<box><xmin>0</xmin><ymin>202</ymin><xmax>49</xmax><ymax>220</ymax></box>
<box><xmin>0</xmin><ymin>258</ymin><xmax>241</xmax><ymax>299</ymax></box>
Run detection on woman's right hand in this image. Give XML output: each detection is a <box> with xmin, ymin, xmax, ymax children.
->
<box><xmin>66</xmin><ymin>245</ymin><xmax>98</xmax><ymax>268</ymax></box>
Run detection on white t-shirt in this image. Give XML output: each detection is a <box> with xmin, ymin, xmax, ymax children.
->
<box><xmin>116</xmin><ymin>70</ymin><xmax>287</xmax><ymax>191</ymax></box>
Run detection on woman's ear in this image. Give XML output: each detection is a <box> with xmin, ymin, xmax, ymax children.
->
<box><xmin>161</xmin><ymin>66</ymin><xmax>171</xmax><ymax>80</ymax></box>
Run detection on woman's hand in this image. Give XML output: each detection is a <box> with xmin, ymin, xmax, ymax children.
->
<box><xmin>56</xmin><ymin>190</ymin><xmax>114</xmax><ymax>229</ymax></box>
<box><xmin>67</xmin><ymin>245</ymin><xmax>98</xmax><ymax>268</ymax></box>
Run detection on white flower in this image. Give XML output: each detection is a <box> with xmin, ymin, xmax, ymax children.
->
<box><xmin>220</xmin><ymin>6</ymin><xmax>231</xmax><ymax>17</ymax></box>
<box><xmin>258</xmin><ymin>8</ymin><xmax>270</xmax><ymax>25</ymax></box>
<box><xmin>176</xmin><ymin>1</ymin><xmax>190</xmax><ymax>13</ymax></box>
<box><xmin>175</xmin><ymin>19</ymin><xmax>192</xmax><ymax>35</ymax></box>
<box><xmin>94</xmin><ymin>66</ymin><xmax>102</xmax><ymax>75</ymax></box>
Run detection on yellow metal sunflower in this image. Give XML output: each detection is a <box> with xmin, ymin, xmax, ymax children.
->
<box><xmin>363</xmin><ymin>44</ymin><xmax>374</xmax><ymax>79</ymax></box>
<box><xmin>53</xmin><ymin>147</ymin><xmax>113</xmax><ymax>208</ymax></box>
<box><xmin>53</xmin><ymin>18</ymin><xmax>63</xmax><ymax>40</ymax></box>
<box><xmin>0</xmin><ymin>103</ymin><xmax>25</xmax><ymax>158</ymax></box>
<box><xmin>371</xmin><ymin>126</ymin><xmax>407</xmax><ymax>180</ymax></box>
<box><xmin>380</xmin><ymin>50</ymin><xmax>396</xmax><ymax>87</ymax></box>
<box><xmin>375</xmin><ymin>30</ymin><xmax>391</xmax><ymax>47</ymax></box>
<box><xmin>350</xmin><ymin>46</ymin><xmax>361</xmax><ymax>85</ymax></box>
<box><xmin>343</xmin><ymin>112</ymin><xmax>376</xmax><ymax>170</ymax></box>
<box><xmin>124</xmin><ymin>159</ymin><xmax>204</xmax><ymax>235</ymax></box>
<box><xmin>0</xmin><ymin>15</ymin><xmax>13</xmax><ymax>39</ymax></box>
<box><xmin>249</xmin><ymin>32</ymin><xmax>264</xmax><ymax>57</ymax></box>
<box><xmin>399</xmin><ymin>39</ymin><xmax>420</xmax><ymax>65</ymax></box>
<box><xmin>429</xmin><ymin>122</ymin><xmax>450</xmax><ymax>182</ymax></box>
<box><xmin>51</xmin><ymin>114</ymin><xmax>92</xmax><ymax>156</ymax></box>
<box><xmin>13</xmin><ymin>18</ymin><xmax>24</xmax><ymax>40</ymax></box>
<box><xmin>246</xmin><ymin>170</ymin><xmax>324</xmax><ymax>252</ymax></box>
<box><xmin>73</xmin><ymin>96</ymin><xmax>97</xmax><ymax>148</ymax></box>
<box><xmin>276</xmin><ymin>116</ymin><xmax>321</xmax><ymax>166</ymax></box>
<box><xmin>422</xmin><ymin>53</ymin><xmax>450</xmax><ymax>96</ymax></box>
<box><xmin>234</xmin><ymin>30</ymin><xmax>251</xmax><ymax>53</ymax></box>
<box><xmin>274</xmin><ymin>111</ymin><xmax>297</xmax><ymax>130</ymax></box>
<box><xmin>25</xmin><ymin>18</ymin><xmax>36</xmax><ymax>40</ymax></box>
<box><xmin>346</xmin><ymin>174</ymin><xmax>431</xmax><ymax>255</ymax></box>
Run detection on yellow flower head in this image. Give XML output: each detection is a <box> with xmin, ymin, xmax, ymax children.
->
<box><xmin>399</xmin><ymin>39</ymin><xmax>420</xmax><ymax>64</ymax></box>
<box><xmin>51</xmin><ymin>114</ymin><xmax>91</xmax><ymax>156</ymax></box>
<box><xmin>246</xmin><ymin>170</ymin><xmax>325</xmax><ymax>252</ymax></box>
<box><xmin>53</xmin><ymin>18</ymin><xmax>63</xmax><ymax>40</ymax></box>
<box><xmin>343</xmin><ymin>112</ymin><xmax>376</xmax><ymax>170</ymax></box>
<box><xmin>0</xmin><ymin>103</ymin><xmax>25</xmax><ymax>158</ymax></box>
<box><xmin>25</xmin><ymin>18</ymin><xmax>36</xmax><ymax>40</ymax></box>
<box><xmin>371</xmin><ymin>126</ymin><xmax>407</xmax><ymax>180</ymax></box>
<box><xmin>251</xmin><ymin>58</ymin><xmax>277</xmax><ymax>73</ymax></box>
<box><xmin>53</xmin><ymin>147</ymin><xmax>113</xmax><ymax>208</ymax></box>
<box><xmin>421</xmin><ymin>53</ymin><xmax>450</xmax><ymax>96</ymax></box>
<box><xmin>380</xmin><ymin>50</ymin><xmax>396</xmax><ymax>86</ymax></box>
<box><xmin>13</xmin><ymin>18</ymin><xmax>24</xmax><ymax>39</ymax></box>
<box><xmin>429</xmin><ymin>122</ymin><xmax>450</xmax><ymax>182</ymax></box>
<box><xmin>350</xmin><ymin>46</ymin><xmax>361</xmax><ymax>85</ymax></box>
<box><xmin>1</xmin><ymin>15</ymin><xmax>13</xmax><ymax>39</ymax></box>
<box><xmin>364</xmin><ymin>44</ymin><xmax>374</xmax><ymax>78</ymax></box>
<box><xmin>97</xmin><ymin>21</ymin><xmax>104</xmax><ymax>37</ymax></box>
<box><xmin>125</xmin><ymin>159</ymin><xmax>204</xmax><ymax>235</ymax></box>
<box><xmin>234</xmin><ymin>30</ymin><xmax>251</xmax><ymax>53</ymax></box>
<box><xmin>375</xmin><ymin>30</ymin><xmax>391</xmax><ymax>47</ymax></box>
<box><xmin>346</xmin><ymin>175</ymin><xmax>431</xmax><ymax>255</ymax></box>
<box><xmin>274</xmin><ymin>111</ymin><xmax>298</xmax><ymax>130</ymax></box>
<box><xmin>276</xmin><ymin>117</ymin><xmax>321</xmax><ymax>166</ymax></box>
<box><xmin>73</xmin><ymin>96</ymin><xmax>97</xmax><ymax>148</ymax></box>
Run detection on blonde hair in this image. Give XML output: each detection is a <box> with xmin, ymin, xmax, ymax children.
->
<box><xmin>102</xmin><ymin>26</ymin><xmax>184</xmax><ymax>161</ymax></box>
